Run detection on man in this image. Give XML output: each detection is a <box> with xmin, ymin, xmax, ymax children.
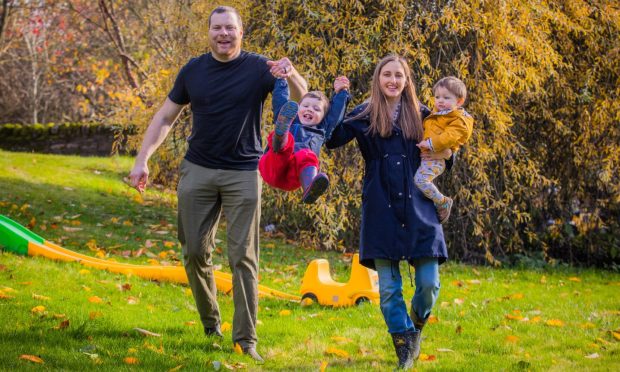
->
<box><xmin>128</xmin><ymin>6</ymin><xmax>307</xmax><ymax>362</ymax></box>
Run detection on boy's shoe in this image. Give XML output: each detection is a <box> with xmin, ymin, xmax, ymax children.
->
<box><xmin>300</xmin><ymin>166</ymin><xmax>329</xmax><ymax>204</ymax></box>
<box><xmin>272</xmin><ymin>100</ymin><xmax>297</xmax><ymax>152</ymax></box>
<box><xmin>275</xmin><ymin>101</ymin><xmax>298</xmax><ymax>136</ymax></box>
<box><xmin>437</xmin><ymin>197</ymin><xmax>453</xmax><ymax>224</ymax></box>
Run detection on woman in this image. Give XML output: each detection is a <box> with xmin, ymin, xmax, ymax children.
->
<box><xmin>326</xmin><ymin>55</ymin><xmax>451</xmax><ymax>369</ymax></box>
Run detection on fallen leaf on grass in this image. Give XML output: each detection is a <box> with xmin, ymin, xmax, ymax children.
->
<box><xmin>19</xmin><ymin>354</ymin><xmax>44</xmax><ymax>363</ymax></box>
<box><xmin>611</xmin><ymin>331</ymin><xmax>620</xmax><ymax>341</ymax></box>
<box><xmin>530</xmin><ymin>316</ymin><xmax>542</xmax><ymax>323</ymax></box>
<box><xmin>0</xmin><ymin>292</ymin><xmax>14</xmax><ymax>300</ymax></box>
<box><xmin>0</xmin><ymin>264</ymin><xmax>7</xmax><ymax>271</ymax></box>
<box><xmin>127</xmin><ymin>296</ymin><xmax>139</xmax><ymax>305</ymax></box>
<box><xmin>320</xmin><ymin>361</ymin><xmax>328</xmax><ymax>372</ymax></box>
<box><xmin>453</xmin><ymin>298</ymin><xmax>465</xmax><ymax>305</ymax></box>
<box><xmin>32</xmin><ymin>294</ymin><xmax>51</xmax><ymax>300</ymax></box>
<box><xmin>506</xmin><ymin>335</ymin><xmax>519</xmax><ymax>343</ymax></box>
<box><xmin>428</xmin><ymin>315</ymin><xmax>439</xmax><ymax>324</ymax></box>
<box><xmin>53</xmin><ymin>320</ymin><xmax>70</xmax><ymax>330</ymax></box>
<box><xmin>89</xmin><ymin>311</ymin><xmax>103</xmax><ymax>319</ymax></box>
<box><xmin>569</xmin><ymin>277</ymin><xmax>581</xmax><ymax>282</ymax></box>
<box><xmin>580</xmin><ymin>322</ymin><xmax>596</xmax><ymax>329</ymax></box>
<box><xmin>233</xmin><ymin>343</ymin><xmax>243</xmax><ymax>355</ymax></box>
<box><xmin>134</xmin><ymin>328</ymin><xmax>161</xmax><ymax>337</ymax></box>
<box><xmin>88</xmin><ymin>296</ymin><xmax>103</xmax><ymax>304</ymax></box>
<box><xmin>168</xmin><ymin>365</ymin><xmax>183</xmax><ymax>372</ymax></box>
<box><xmin>184</xmin><ymin>321</ymin><xmax>196</xmax><ymax>326</ymax></box>
<box><xmin>31</xmin><ymin>305</ymin><xmax>46</xmax><ymax>314</ymax></box>
<box><xmin>325</xmin><ymin>347</ymin><xmax>349</xmax><ymax>358</ymax></box>
<box><xmin>53</xmin><ymin>313</ymin><xmax>66</xmax><ymax>319</ymax></box>
<box><xmin>436</xmin><ymin>348</ymin><xmax>454</xmax><ymax>352</ymax></box>
<box><xmin>584</xmin><ymin>353</ymin><xmax>600</xmax><ymax>359</ymax></box>
<box><xmin>124</xmin><ymin>357</ymin><xmax>139</xmax><ymax>364</ymax></box>
<box><xmin>301</xmin><ymin>297</ymin><xmax>314</xmax><ymax>307</ymax></box>
<box><xmin>279</xmin><ymin>309</ymin><xmax>291</xmax><ymax>316</ymax></box>
<box><xmin>546</xmin><ymin>319</ymin><xmax>565</xmax><ymax>327</ymax></box>
<box><xmin>505</xmin><ymin>314</ymin><xmax>525</xmax><ymax>321</ymax></box>
<box><xmin>419</xmin><ymin>353</ymin><xmax>436</xmax><ymax>361</ymax></box>
<box><xmin>79</xmin><ymin>270</ymin><xmax>91</xmax><ymax>275</ymax></box>
<box><xmin>221</xmin><ymin>321</ymin><xmax>232</xmax><ymax>332</ymax></box>
<box><xmin>330</xmin><ymin>336</ymin><xmax>353</xmax><ymax>343</ymax></box>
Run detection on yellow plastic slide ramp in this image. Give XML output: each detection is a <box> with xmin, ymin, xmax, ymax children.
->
<box><xmin>0</xmin><ymin>214</ymin><xmax>299</xmax><ymax>301</ymax></box>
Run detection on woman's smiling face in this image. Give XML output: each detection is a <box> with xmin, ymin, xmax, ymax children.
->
<box><xmin>379</xmin><ymin>60</ymin><xmax>406</xmax><ymax>102</ymax></box>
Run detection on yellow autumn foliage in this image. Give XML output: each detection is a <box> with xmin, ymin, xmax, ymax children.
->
<box><xmin>110</xmin><ymin>0</ymin><xmax>618</xmax><ymax>265</ymax></box>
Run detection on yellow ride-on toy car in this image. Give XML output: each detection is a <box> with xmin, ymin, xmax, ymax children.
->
<box><xmin>300</xmin><ymin>253</ymin><xmax>380</xmax><ymax>307</ymax></box>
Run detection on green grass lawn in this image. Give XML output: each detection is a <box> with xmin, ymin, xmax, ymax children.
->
<box><xmin>1</xmin><ymin>150</ymin><xmax>619</xmax><ymax>371</ymax></box>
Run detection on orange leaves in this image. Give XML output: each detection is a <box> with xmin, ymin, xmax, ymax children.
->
<box><xmin>545</xmin><ymin>319</ymin><xmax>565</xmax><ymax>327</ymax></box>
<box><xmin>31</xmin><ymin>305</ymin><xmax>46</xmax><ymax>314</ymax></box>
<box><xmin>123</xmin><ymin>357</ymin><xmax>139</xmax><ymax>365</ymax></box>
<box><xmin>19</xmin><ymin>354</ymin><xmax>44</xmax><ymax>364</ymax></box>
<box><xmin>88</xmin><ymin>296</ymin><xmax>103</xmax><ymax>304</ymax></box>
<box><xmin>325</xmin><ymin>347</ymin><xmax>350</xmax><ymax>358</ymax></box>
<box><xmin>418</xmin><ymin>353</ymin><xmax>436</xmax><ymax>361</ymax></box>
<box><xmin>221</xmin><ymin>321</ymin><xmax>232</xmax><ymax>332</ymax></box>
<box><xmin>505</xmin><ymin>335</ymin><xmax>519</xmax><ymax>343</ymax></box>
<box><xmin>233</xmin><ymin>343</ymin><xmax>243</xmax><ymax>355</ymax></box>
<box><xmin>279</xmin><ymin>309</ymin><xmax>292</xmax><ymax>316</ymax></box>
<box><xmin>505</xmin><ymin>314</ymin><xmax>525</xmax><ymax>321</ymax></box>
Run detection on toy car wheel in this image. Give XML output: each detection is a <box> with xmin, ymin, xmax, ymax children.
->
<box><xmin>301</xmin><ymin>293</ymin><xmax>318</xmax><ymax>305</ymax></box>
<box><xmin>355</xmin><ymin>296</ymin><xmax>370</xmax><ymax>306</ymax></box>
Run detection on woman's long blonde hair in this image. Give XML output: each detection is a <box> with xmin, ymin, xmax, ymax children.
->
<box><xmin>349</xmin><ymin>55</ymin><xmax>423</xmax><ymax>141</ymax></box>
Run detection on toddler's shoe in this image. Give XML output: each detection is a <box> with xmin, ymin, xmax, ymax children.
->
<box><xmin>437</xmin><ymin>197</ymin><xmax>453</xmax><ymax>224</ymax></box>
<box><xmin>272</xmin><ymin>100</ymin><xmax>298</xmax><ymax>152</ymax></box>
<box><xmin>275</xmin><ymin>100</ymin><xmax>298</xmax><ymax>136</ymax></box>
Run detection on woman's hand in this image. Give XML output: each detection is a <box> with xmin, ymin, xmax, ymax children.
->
<box><xmin>421</xmin><ymin>148</ymin><xmax>452</xmax><ymax>160</ymax></box>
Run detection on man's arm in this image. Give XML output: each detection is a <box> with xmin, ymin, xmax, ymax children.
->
<box><xmin>286</xmin><ymin>65</ymin><xmax>307</xmax><ymax>101</ymax></box>
<box><xmin>128</xmin><ymin>98</ymin><xmax>185</xmax><ymax>192</ymax></box>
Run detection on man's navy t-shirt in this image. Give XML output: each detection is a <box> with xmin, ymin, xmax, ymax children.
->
<box><xmin>168</xmin><ymin>51</ymin><xmax>276</xmax><ymax>170</ymax></box>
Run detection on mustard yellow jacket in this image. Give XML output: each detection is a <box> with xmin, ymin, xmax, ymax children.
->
<box><xmin>423</xmin><ymin>108</ymin><xmax>474</xmax><ymax>152</ymax></box>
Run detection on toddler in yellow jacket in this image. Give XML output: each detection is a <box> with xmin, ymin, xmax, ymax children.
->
<box><xmin>415</xmin><ymin>76</ymin><xmax>474</xmax><ymax>223</ymax></box>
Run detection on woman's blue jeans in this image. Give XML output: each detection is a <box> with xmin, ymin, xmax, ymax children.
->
<box><xmin>374</xmin><ymin>258</ymin><xmax>440</xmax><ymax>334</ymax></box>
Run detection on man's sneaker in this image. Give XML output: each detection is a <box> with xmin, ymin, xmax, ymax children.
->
<box><xmin>204</xmin><ymin>326</ymin><xmax>223</xmax><ymax>338</ymax></box>
<box><xmin>243</xmin><ymin>346</ymin><xmax>265</xmax><ymax>363</ymax></box>
<box><xmin>437</xmin><ymin>197</ymin><xmax>453</xmax><ymax>224</ymax></box>
<box><xmin>275</xmin><ymin>101</ymin><xmax>298</xmax><ymax>136</ymax></box>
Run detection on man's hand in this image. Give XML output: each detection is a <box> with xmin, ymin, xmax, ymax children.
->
<box><xmin>267</xmin><ymin>57</ymin><xmax>293</xmax><ymax>78</ymax></box>
<box><xmin>128</xmin><ymin>163</ymin><xmax>149</xmax><ymax>193</ymax></box>
<box><xmin>334</xmin><ymin>76</ymin><xmax>350</xmax><ymax>93</ymax></box>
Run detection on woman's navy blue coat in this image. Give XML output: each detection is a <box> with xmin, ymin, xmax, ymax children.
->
<box><xmin>325</xmin><ymin>103</ymin><xmax>448</xmax><ymax>270</ymax></box>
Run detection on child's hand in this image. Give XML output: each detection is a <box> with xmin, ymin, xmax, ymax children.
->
<box><xmin>416</xmin><ymin>139</ymin><xmax>432</xmax><ymax>151</ymax></box>
<box><xmin>334</xmin><ymin>76</ymin><xmax>350</xmax><ymax>93</ymax></box>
